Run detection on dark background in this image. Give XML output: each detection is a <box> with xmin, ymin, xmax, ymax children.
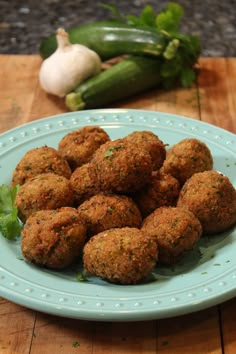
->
<box><xmin>1</xmin><ymin>0</ymin><xmax>236</xmax><ymax>56</ymax></box>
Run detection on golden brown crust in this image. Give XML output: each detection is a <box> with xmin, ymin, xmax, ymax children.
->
<box><xmin>58</xmin><ymin>126</ymin><xmax>110</xmax><ymax>170</ymax></box>
<box><xmin>11</xmin><ymin>146</ymin><xmax>71</xmax><ymax>186</ymax></box>
<box><xmin>21</xmin><ymin>207</ymin><xmax>87</xmax><ymax>269</ymax></box>
<box><xmin>142</xmin><ymin>206</ymin><xmax>202</xmax><ymax>264</ymax></box>
<box><xmin>83</xmin><ymin>227</ymin><xmax>158</xmax><ymax>284</ymax></box>
<box><xmin>15</xmin><ymin>172</ymin><xmax>74</xmax><ymax>222</ymax></box>
<box><xmin>69</xmin><ymin>163</ymin><xmax>100</xmax><ymax>205</ymax></box>
<box><xmin>124</xmin><ymin>130</ymin><xmax>166</xmax><ymax>170</ymax></box>
<box><xmin>162</xmin><ymin>138</ymin><xmax>213</xmax><ymax>185</ymax></box>
<box><xmin>90</xmin><ymin>139</ymin><xmax>153</xmax><ymax>193</ymax></box>
<box><xmin>133</xmin><ymin>171</ymin><xmax>180</xmax><ymax>217</ymax></box>
<box><xmin>78</xmin><ymin>193</ymin><xmax>142</xmax><ymax>237</ymax></box>
<box><xmin>177</xmin><ymin>170</ymin><xmax>236</xmax><ymax>234</ymax></box>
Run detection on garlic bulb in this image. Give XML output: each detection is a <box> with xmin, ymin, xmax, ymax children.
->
<box><xmin>39</xmin><ymin>28</ymin><xmax>102</xmax><ymax>97</ymax></box>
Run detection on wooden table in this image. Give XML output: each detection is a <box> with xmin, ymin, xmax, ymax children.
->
<box><xmin>0</xmin><ymin>55</ymin><xmax>235</xmax><ymax>353</ymax></box>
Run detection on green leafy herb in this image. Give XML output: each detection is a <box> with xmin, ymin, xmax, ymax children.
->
<box><xmin>104</xmin><ymin>145</ymin><xmax>123</xmax><ymax>158</ymax></box>
<box><xmin>99</xmin><ymin>3</ymin><xmax>125</xmax><ymax>22</ymax></box>
<box><xmin>104</xmin><ymin>149</ymin><xmax>114</xmax><ymax>158</ymax></box>
<box><xmin>0</xmin><ymin>184</ymin><xmax>22</xmax><ymax>240</ymax></box>
<box><xmin>107</xmin><ymin>206</ymin><xmax>114</xmax><ymax>214</ymax></box>
<box><xmin>150</xmin><ymin>272</ymin><xmax>159</xmax><ymax>281</ymax></box>
<box><xmin>127</xmin><ymin>5</ymin><xmax>157</xmax><ymax>28</ymax></box>
<box><xmin>180</xmin><ymin>67</ymin><xmax>196</xmax><ymax>88</ymax></box>
<box><xmin>102</xmin><ymin>2</ymin><xmax>200</xmax><ymax>88</ymax></box>
<box><xmin>17</xmin><ymin>256</ymin><xmax>25</xmax><ymax>261</ymax></box>
<box><xmin>76</xmin><ymin>271</ymin><xmax>88</xmax><ymax>282</ymax></box>
<box><xmin>72</xmin><ymin>341</ymin><xmax>80</xmax><ymax>347</ymax></box>
<box><xmin>102</xmin><ymin>2</ymin><xmax>184</xmax><ymax>32</ymax></box>
<box><xmin>156</xmin><ymin>2</ymin><xmax>184</xmax><ymax>32</ymax></box>
<box><xmin>162</xmin><ymin>340</ymin><xmax>169</xmax><ymax>346</ymax></box>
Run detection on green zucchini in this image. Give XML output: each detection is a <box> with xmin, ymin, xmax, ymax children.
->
<box><xmin>65</xmin><ymin>56</ymin><xmax>162</xmax><ymax>111</ymax></box>
<box><xmin>39</xmin><ymin>21</ymin><xmax>170</xmax><ymax>61</ymax></box>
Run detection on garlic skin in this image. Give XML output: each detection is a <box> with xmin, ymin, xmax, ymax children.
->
<box><xmin>39</xmin><ymin>28</ymin><xmax>102</xmax><ymax>97</ymax></box>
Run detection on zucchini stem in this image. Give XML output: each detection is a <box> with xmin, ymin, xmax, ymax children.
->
<box><xmin>65</xmin><ymin>92</ymin><xmax>85</xmax><ymax>111</ymax></box>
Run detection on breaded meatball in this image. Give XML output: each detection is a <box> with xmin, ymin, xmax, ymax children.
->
<box><xmin>11</xmin><ymin>146</ymin><xmax>71</xmax><ymax>186</ymax></box>
<box><xmin>69</xmin><ymin>163</ymin><xmax>100</xmax><ymax>205</ymax></box>
<box><xmin>142</xmin><ymin>206</ymin><xmax>202</xmax><ymax>265</ymax></box>
<box><xmin>15</xmin><ymin>173</ymin><xmax>74</xmax><ymax>222</ymax></box>
<box><xmin>133</xmin><ymin>171</ymin><xmax>180</xmax><ymax>217</ymax></box>
<box><xmin>124</xmin><ymin>130</ymin><xmax>166</xmax><ymax>170</ymax></box>
<box><xmin>162</xmin><ymin>138</ymin><xmax>213</xmax><ymax>184</ymax></box>
<box><xmin>58</xmin><ymin>126</ymin><xmax>110</xmax><ymax>170</ymax></box>
<box><xmin>21</xmin><ymin>207</ymin><xmax>87</xmax><ymax>269</ymax></box>
<box><xmin>177</xmin><ymin>170</ymin><xmax>236</xmax><ymax>234</ymax></box>
<box><xmin>83</xmin><ymin>227</ymin><xmax>158</xmax><ymax>284</ymax></box>
<box><xmin>78</xmin><ymin>193</ymin><xmax>142</xmax><ymax>237</ymax></box>
<box><xmin>90</xmin><ymin>139</ymin><xmax>152</xmax><ymax>193</ymax></box>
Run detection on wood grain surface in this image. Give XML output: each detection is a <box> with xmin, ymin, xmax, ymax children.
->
<box><xmin>0</xmin><ymin>55</ymin><xmax>235</xmax><ymax>354</ymax></box>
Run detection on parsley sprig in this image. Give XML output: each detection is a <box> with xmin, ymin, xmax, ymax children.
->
<box><xmin>101</xmin><ymin>2</ymin><xmax>200</xmax><ymax>88</ymax></box>
<box><xmin>104</xmin><ymin>145</ymin><xmax>123</xmax><ymax>158</ymax></box>
<box><xmin>0</xmin><ymin>184</ymin><xmax>22</xmax><ymax>240</ymax></box>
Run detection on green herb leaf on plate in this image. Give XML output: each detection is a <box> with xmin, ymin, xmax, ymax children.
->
<box><xmin>0</xmin><ymin>184</ymin><xmax>22</xmax><ymax>240</ymax></box>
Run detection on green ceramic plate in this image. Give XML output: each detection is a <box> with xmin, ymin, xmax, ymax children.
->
<box><xmin>0</xmin><ymin>109</ymin><xmax>235</xmax><ymax>321</ymax></box>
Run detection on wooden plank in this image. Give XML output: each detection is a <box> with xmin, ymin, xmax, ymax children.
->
<box><xmin>113</xmin><ymin>83</ymin><xmax>200</xmax><ymax>120</ymax></box>
<box><xmin>221</xmin><ymin>299</ymin><xmax>236</xmax><ymax>354</ymax></box>
<box><xmin>0</xmin><ymin>297</ymin><xmax>35</xmax><ymax>354</ymax></box>
<box><xmin>197</xmin><ymin>57</ymin><xmax>236</xmax><ymax>133</ymax></box>
<box><xmin>156</xmin><ymin>308</ymin><xmax>222</xmax><ymax>354</ymax></box>
<box><xmin>113</xmin><ymin>89</ymin><xmax>160</xmax><ymax>111</ymax></box>
<box><xmin>29</xmin><ymin>79</ymin><xmax>69</xmax><ymax>121</ymax></box>
<box><xmin>30</xmin><ymin>313</ymin><xmax>94</xmax><ymax>354</ymax></box>
<box><xmin>30</xmin><ymin>315</ymin><xmax>157</xmax><ymax>353</ymax></box>
<box><xmin>0</xmin><ymin>55</ymin><xmax>68</xmax><ymax>132</ymax></box>
<box><xmin>93</xmin><ymin>321</ymin><xmax>157</xmax><ymax>354</ymax></box>
<box><xmin>154</xmin><ymin>84</ymin><xmax>200</xmax><ymax>119</ymax></box>
<box><xmin>0</xmin><ymin>55</ymin><xmax>41</xmax><ymax>132</ymax></box>
<box><xmin>226</xmin><ymin>58</ymin><xmax>236</xmax><ymax>133</ymax></box>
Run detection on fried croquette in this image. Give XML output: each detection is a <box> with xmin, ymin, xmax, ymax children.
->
<box><xmin>21</xmin><ymin>207</ymin><xmax>87</xmax><ymax>269</ymax></box>
<box><xmin>58</xmin><ymin>126</ymin><xmax>110</xmax><ymax>170</ymax></box>
<box><xmin>142</xmin><ymin>206</ymin><xmax>202</xmax><ymax>265</ymax></box>
<box><xmin>124</xmin><ymin>130</ymin><xmax>166</xmax><ymax>170</ymax></box>
<box><xmin>11</xmin><ymin>146</ymin><xmax>71</xmax><ymax>186</ymax></box>
<box><xmin>83</xmin><ymin>227</ymin><xmax>158</xmax><ymax>284</ymax></box>
<box><xmin>78</xmin><ymin>193</ymin><xmax>142</xmax><ymax>237</ymax></box>
<box><xmin>162</xmin><ymin>138</ymin><xmax>213</xmax><ymax>184</ymax></box>
<box><xmin>69</xmin><ymin>163</ymin><xmax>100</xmax><ymax>205</ymax></box>
<box><xmin>90</xmin><ymin>139</ymin><xmax>153</xmax><ymax>193</ymax></box>
<box><xmin>15</xmin><ymin>172</ymin><xmax>74</xmax><ymax>222</ymax></box>
<box><xmin>133</xmin><ymin>171</ymin><xmax>180</xmax><ymax>217</ymax></box>
<box><xmin>177</xmin><ymin>170</ymin><xmax>236</xmax><ymax>234</ymax></box>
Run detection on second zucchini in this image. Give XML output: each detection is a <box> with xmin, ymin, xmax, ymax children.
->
<box><xmin>65</xmin><ymin>56</ymin><xmax>162</xmax><ymax>111</ymax></box>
